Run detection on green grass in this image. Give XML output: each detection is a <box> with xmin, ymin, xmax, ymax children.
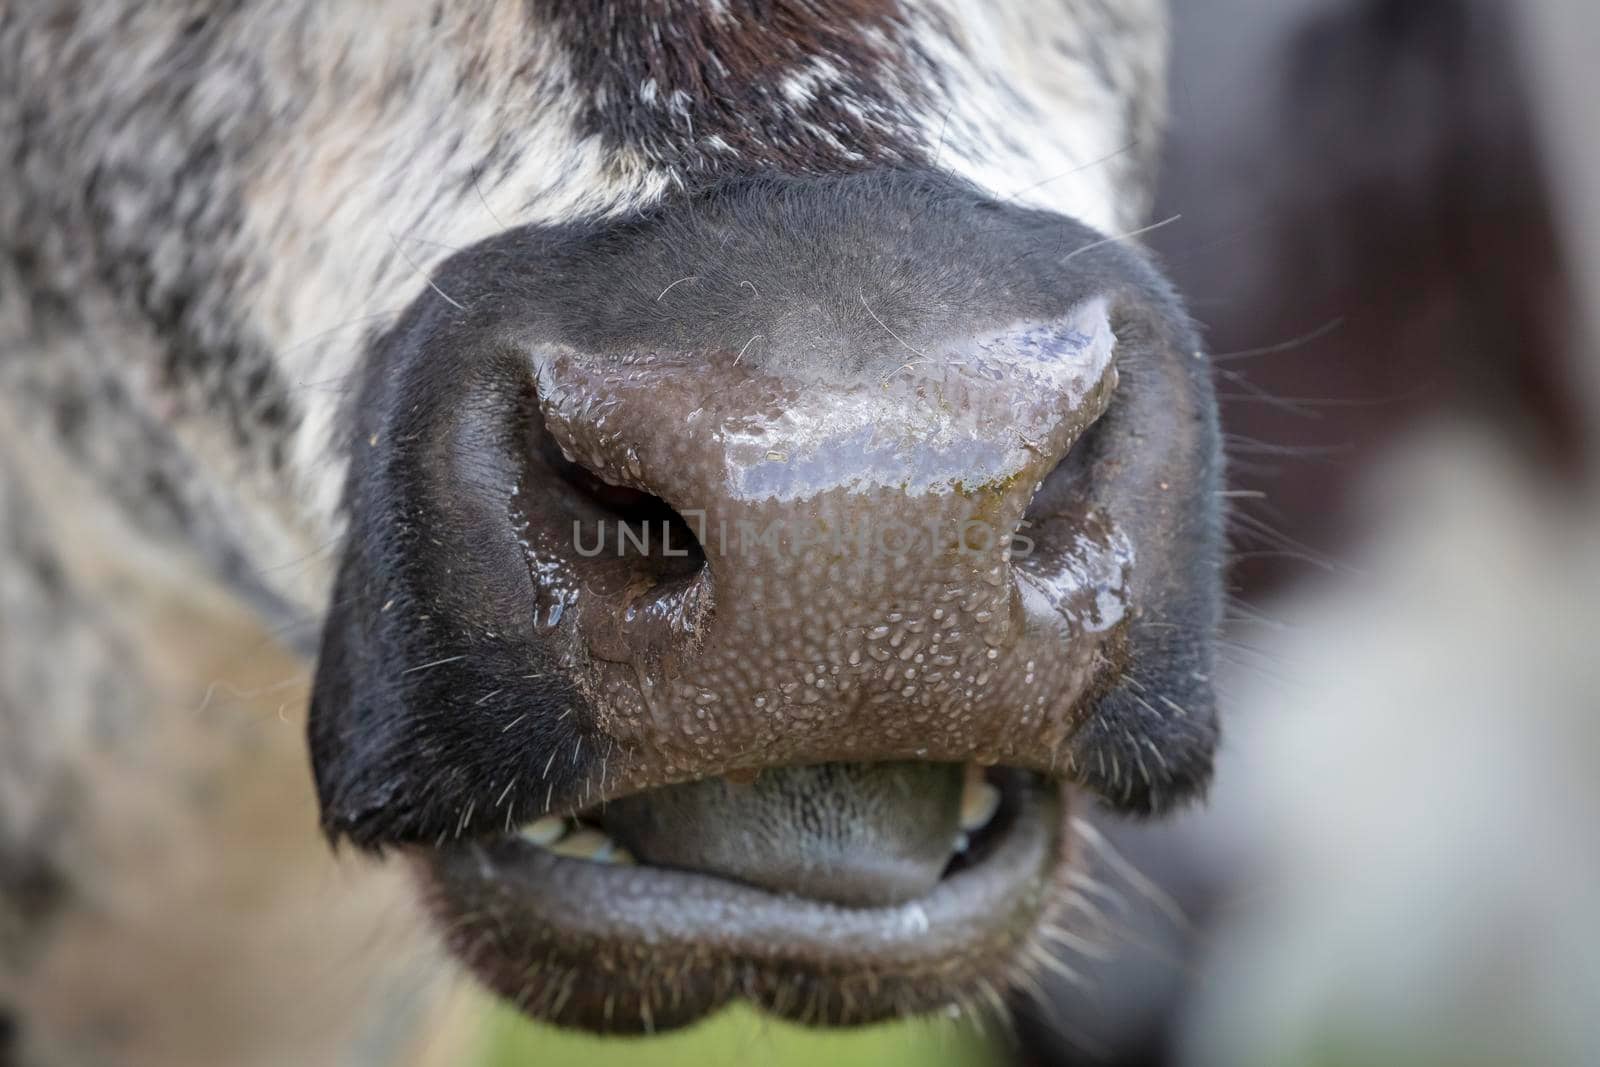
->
<box><xmin>475</xmin><ymin>1002</ymin><xmax>1001</xmax><ymax>1067</ymax></box>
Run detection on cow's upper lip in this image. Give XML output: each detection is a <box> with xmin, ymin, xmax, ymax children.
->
<box><xmin>414</xmin><ymin>770</ymin><xmax>1068</xmax><ymax>1032</ymax></box>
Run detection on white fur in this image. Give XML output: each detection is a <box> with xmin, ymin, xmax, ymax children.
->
<box><xmin>231</xmin><ymin>2</ymin><xmax>1162</xmax><ymax>595</ymax></box>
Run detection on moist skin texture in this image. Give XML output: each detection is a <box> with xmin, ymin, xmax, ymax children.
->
<box><xmin>312</xmin><ymin>174</ymin><xmax>1221</xmax><ymax>845</ymax></box>
<box><xmin>308</xmin><ymin>173</ymin><xmax>1222</xmax><ymax>1031</ymax></box>
<box><xmin>512</xmin><ymin>297</ymin><xmax>1123</xmax><ymax>797</ymax></box>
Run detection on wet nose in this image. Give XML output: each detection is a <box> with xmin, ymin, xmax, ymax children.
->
<box><xmin>528</xmin><ymin>297</ymin><xmax>1116</xmax><ymax>657</ymax></box>
<box><xmin>512</xmin><ymin>295</ymin><xmax>1118</xmax><ymax>780</ymax></box>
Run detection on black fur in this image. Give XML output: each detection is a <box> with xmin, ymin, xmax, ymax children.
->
<box><xmin>540</xmin><ymin>0</ymin><xmax>932</xmax><ymax>175</ymax></box>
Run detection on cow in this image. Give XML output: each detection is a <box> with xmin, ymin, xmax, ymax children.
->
<box><xmin>0</xmin><ymin>0</ymin><xmax>1221</xmax><ymax>1058</ymax></box>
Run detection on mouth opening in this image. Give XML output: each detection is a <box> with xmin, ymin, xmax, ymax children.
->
<box><xmin>416</xmin><ymin>763</ymin><xmax>1068</xmax><ymax>1032</ymax></box>
<box><xmin>509</xmin><ymin>762</ymin><xmax>1017</xmax><ymax>888</ymax></box>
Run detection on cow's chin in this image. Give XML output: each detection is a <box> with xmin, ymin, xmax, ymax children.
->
<box><xmin>413</xmin><ymin>768</ymin><xmax>1070</xmax><ymax>1033</ymax></box>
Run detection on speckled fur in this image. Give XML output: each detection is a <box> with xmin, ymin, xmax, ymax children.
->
<box><xmin>0</xmin><ymin>0</ymin><xmax>1185</xmax><ymax>1049</ymax></box>
<box><xmin>1</xmin><ymin>1</ymin><xmax>1164</xmax><ymax>604</ymax></box>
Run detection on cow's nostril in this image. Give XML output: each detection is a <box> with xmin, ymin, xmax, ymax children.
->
<box><xmin>1023</xmin><ymin>397</ymin><xmax>1104</xmax><ymax>528</ymax></box>
<box><xmin>508</xmin><ymin>392</ymin><xmax>714</xmax><ymax>664</ymax></box>
<box><xmin>527</xmin><ymin>399</ymin><xmax>706</xmax><ymax>580</ymax></box>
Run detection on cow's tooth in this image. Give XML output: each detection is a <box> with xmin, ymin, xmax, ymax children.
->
<box><xmin>588</xmin><ymin>839</ymin><xmax>636</xmax><ymax>865</ymax></box>
<box><xmin>548</xmin><ymin>827</ymin><xmax>612</xmax><ymax>859</ymax></box>
<box><xmin>959</xmin><ymin>777</ymin><xmax>1001</xmax><ymax>832</ymax></box>
<box><xmin>518</xmin><ymin>816</ymin><xmax>568</xmax><ymax>847</ymax></box>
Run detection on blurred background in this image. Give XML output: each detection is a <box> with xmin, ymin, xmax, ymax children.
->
<box><xmin>1010</xmin><ymin>0</ymin><xmax>1600</xmax><ymax>1064</ymax></box>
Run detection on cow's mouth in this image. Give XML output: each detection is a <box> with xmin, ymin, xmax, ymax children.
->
<box><xmin>415</xmin><ymin>765</ymin><xmax>1069</xmax><ymax>1032</ymax></box>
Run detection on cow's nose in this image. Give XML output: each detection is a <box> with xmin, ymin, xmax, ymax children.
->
<box><xmin>313</xmin><ymin>172</ymin><xmax>1220</xmax><ymax>857</ymax></box>
<box><xmin>504</xmin><ymin>298</ymin><xmax>1115</xmax><ymax>904</ymax></box>
<box><xmin>510</xmin><ymin>294</ymin><xmax>1118</xmax><ymax>780</ymax></box>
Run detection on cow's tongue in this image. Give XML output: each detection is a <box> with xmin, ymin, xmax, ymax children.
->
<box><xmin>601</xmin><ymin>762</ymin><xmax>964</xmax><ymax>907</ymax></box>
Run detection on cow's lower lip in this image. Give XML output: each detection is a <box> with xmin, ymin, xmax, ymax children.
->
<box><xmin>414</xmin><ymin>771</ymin><xmax>1068</xmax><ymax>1032</ymax></box>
